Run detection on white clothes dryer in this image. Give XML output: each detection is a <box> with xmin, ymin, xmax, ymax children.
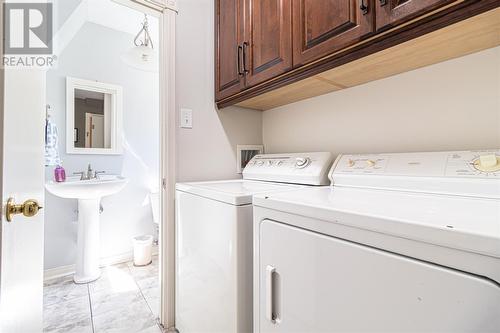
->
<box><xmin>253</xmin><ymin>150</ymin><xmax>500</xmax><ymax>332</ymax></box>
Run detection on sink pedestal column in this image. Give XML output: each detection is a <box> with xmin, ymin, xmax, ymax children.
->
<box><xmin>74</xmin><ymin>198</ymin><xmax>101</xmax><ymax>284</ymax></box>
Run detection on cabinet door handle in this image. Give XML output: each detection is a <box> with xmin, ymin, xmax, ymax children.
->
<box><xmin>237</xmin><ymin>45</ymin><xmax>243</xmax><ymax>76</ymax></box>
<box><xmin>242</xmin><ymin>42</ymin><xmax>249</xmax><ymax>74</ymax></box>
<box><xmin>266</xmin><ymin>265</ymin><xmax>277</xmax><ymax>323</ymax></box>
<box><xmin>360</xmin><ymin>0</ymin><xmax>369</xmax><ymax>14</ymax></box>
<box><xmin>379</xmin><ymin>0</ymin><xmax>387</xmax><ymax>6</ymax></box>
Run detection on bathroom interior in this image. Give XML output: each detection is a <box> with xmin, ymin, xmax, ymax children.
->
<box><xmin>42</xmin><ymin>1</ymin><xmax>161</xmax><ymax>332</ymax></box>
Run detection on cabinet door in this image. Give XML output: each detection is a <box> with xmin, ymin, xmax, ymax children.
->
<box><xmin>215</xmin><ymin>0</ymin><xmax>245</xmax><ymax>101</ymax></box>
<box><xmin>258</xmin><ymin>220</ymin><xmax>500</xmax><ymax>332</ymax></box>
<box><xmin>376</xmin><ymin>0</ymin><xmax>456</xmax><ymax>30</ymax></box>
<box><xmin>292</xmin><ymin>0</ymin><xmax>374</xmax><ymax>66</ymax></box>
<box><xmin>244</xmin><ymin>0</ymin><xmax>293</xmax><ymax>87</ymax></box>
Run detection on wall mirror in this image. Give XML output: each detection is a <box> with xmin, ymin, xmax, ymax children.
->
<box><xmin>66</xmin><ymin>77</ymin><xmax>123</xmax><ymax>155</ymax></box>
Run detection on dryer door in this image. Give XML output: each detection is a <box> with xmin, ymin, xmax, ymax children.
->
<box><xmin>258</xmin><ymin>219</ymin><xmax>500</xmax><ymax>332</ymax></box>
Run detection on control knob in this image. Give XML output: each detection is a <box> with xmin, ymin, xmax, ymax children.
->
<box><xmin>473</xmin><ymin>154</ymin><xmax>500</xmax><ymax>172</ymax></box>
<box><xmin>295</xmin><ymin>157</ymin><xmax>311</xmax><ymax>169</ymax></box>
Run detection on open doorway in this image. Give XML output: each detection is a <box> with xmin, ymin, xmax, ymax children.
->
<box><xmin>0</xmin><ymin>0</ymin><xmax>175</xmax><ymax>331</ymax></box>
<box><xmin>42</xmin><ymin>1</ymin><xmax>162</xmax><ymax>332</ymax></box>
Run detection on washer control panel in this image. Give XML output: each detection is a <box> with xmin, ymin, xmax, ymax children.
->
<box><xmin>243</xmin><ymin>152</ymin><xmax>333</xmax><ymax>185</ymax></box>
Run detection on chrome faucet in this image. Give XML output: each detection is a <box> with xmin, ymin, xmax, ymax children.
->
<box><xmin>74</xmin><ymin>164</ymin><xmax>105</xmax><ymax>180</ymax></box>
<box><xmin>86</xmin><ymin>163</ymin><xmax>93</xmax><ymax>180</ymax></box>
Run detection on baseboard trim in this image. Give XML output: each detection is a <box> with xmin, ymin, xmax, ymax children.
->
<box><xmin>44</xmin><ymin>246</ymin><xmax>159</xmax><ymax>282</ymax></box>
<box><xmin>44</xmin><ymin>264</ymin><xmax>77</xmax><ymax>282</ymax></box>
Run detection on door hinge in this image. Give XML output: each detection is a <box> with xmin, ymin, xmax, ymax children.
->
<box><xmin>162</xmin><ymin>178</ymin><xmax>167</xmax><ymax>190</ymax></box>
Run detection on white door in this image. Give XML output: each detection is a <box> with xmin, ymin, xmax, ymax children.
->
<box><xmin>258</xmin><ymin>220</ymin><xmax>500</xmax><ymax>332</ymax></box>
<box><xmin>85</xmin><ymin>113</ymin><xmax>105</xmax><ymax>148</ymax></box>
<box><xmin>0</xmin><ymin>67</ymin><xmax>46</xmax><ymax>332</ymax></box>
<box><xmin>91</xmin><ymin>114</ymin><xmax>104</xmax><ymax>148</ymax></box>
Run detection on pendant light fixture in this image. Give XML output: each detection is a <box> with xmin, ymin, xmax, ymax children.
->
<box><xmin>121</xmin><ymin>14</ymin><xmax>158</xmax><ymax>72</ymax></box>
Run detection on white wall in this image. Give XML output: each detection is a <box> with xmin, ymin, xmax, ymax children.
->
<box><xmin>263</xmin><ymin>47</ymin><xmax>500</xmax><ymax>156</ymax></box>
<box><xmin>176</xmin><ymin>0</ymin><xmax>263</xmax><ymax>182</ymax></box>
<box><xmin>53</xmin><ymin>0</ymin><xmax>82</xmax><ymax>31</ymax></box>
<box><xmin>45</xmin><ymin>22</ymin><xmax>159</xmax><ymax>269</ymax></box>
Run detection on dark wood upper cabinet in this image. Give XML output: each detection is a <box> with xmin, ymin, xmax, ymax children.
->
<box><xmin>375</xmin><ymin>0</ymin><xmax>457</xmax><ymax>31</ymax></box>
<box><xmin>215</xmin><ymin>0</ymin><xmax>245</xmax><ymax>101</ymax></box>
<box><xmin>292</xmin><ymin>0</ymin><xmax>375</xmax><ymax>66</ymax></box>
<box><xmin>244</xmin><ymin>0</ymin><xmax>293</xmax><ymax>87</ymax></box>
<box><xmin>215</xmin><ymin>0</ymin><xmax>498</xmax><ymax>108</ymax></box>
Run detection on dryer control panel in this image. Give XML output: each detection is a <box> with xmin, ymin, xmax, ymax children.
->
<box><xmin>332</xmin><ymin>150</ymin><xmax>500</xmax><ymax>178</ymax></box>
<box><xmin>243</xmin><ymin>152</ymin><xmax>333</xmax><ymax>186</ymax></box>
<box><xmin>330</xmin><ymin>150</ymin><xmax>500</xmax><ymax>198</ymax></box>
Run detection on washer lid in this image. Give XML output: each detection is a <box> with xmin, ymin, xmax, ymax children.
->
<box><xmin>253</xmin><ymin>186</ymin><xmax>500</xmax><ymax>259</ymax></box>
<box><xmin>176</xmin><ymin>180</ymin><xmax>300</xmax><ymax>205</ymax></box>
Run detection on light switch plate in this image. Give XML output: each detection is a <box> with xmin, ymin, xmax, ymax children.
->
<box><xmin>180</xmin><ymin>108</ymin><xmax>193</xmax><ymax>129</ymax></box>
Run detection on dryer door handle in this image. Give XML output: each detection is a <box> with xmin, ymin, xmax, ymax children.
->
<box><xmin>266</xmin><ymin>265</ymin><xmax>278</xmax><ymax>323</ymax></box>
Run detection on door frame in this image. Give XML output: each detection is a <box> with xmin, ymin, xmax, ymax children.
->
<box><xmin>0</xmin><ymin>0</ymin><xmax>178</xmax><ymax>331</ymax></box>
<box><xmin>119</xmin><ymin>1</ymin><xmax>178</xmax><ymax>330</ymax></box>
<box><xmin>0</xmin><ymin>2</ymin><xmax>4</xmax><ymax>314</ymax></box>
<box><xmin>157</xmin><ymin>2</ymin><xmax>177</xmax><ymax>331</ymax></box>
<box><xmin>0</xmin><ymin>2</ymin><xmax>4</xmax><ymax>223</ymax></box>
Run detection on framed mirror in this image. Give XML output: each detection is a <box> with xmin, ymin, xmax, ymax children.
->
<box><xmin>66</xmin><ymin>77</ymin><xmax>123</xmax><ymax>155</ymax></box>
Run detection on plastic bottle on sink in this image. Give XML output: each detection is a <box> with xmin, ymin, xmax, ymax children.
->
<box><xmin>54</xmin><ymin>165</ymin><xmax>66</xmax><ymax>182</ymax></box>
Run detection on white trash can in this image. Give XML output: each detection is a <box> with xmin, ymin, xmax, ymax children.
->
<box><xmin>133</xmin><ymin>235</ymin><xmax>153</xmax><ymax>266</ymax></box>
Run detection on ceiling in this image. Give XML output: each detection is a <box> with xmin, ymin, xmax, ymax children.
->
<box><xmin>53</xmin><ymin>0</ymin><xmax>160</xmax><ymax>57</ymax></box>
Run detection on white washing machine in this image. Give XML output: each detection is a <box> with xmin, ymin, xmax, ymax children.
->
<box><xmin>175</xmin><ymin>152</ymin><xmax>333</xmax><ymax>333</ymax></box>
<box><xmin>253</xmin><ymin>150</ymin><xmax>500</xmax><ymax>332</ymax></box>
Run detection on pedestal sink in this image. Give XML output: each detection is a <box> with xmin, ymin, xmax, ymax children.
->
<box><xmin>45</xmin><ymin>175</ymin><xmax>128</xmax><ymax>283</ymax></box>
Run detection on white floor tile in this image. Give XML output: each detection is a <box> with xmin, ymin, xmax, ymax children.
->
<box><xmin>145</xmin><ymin>295</ymin><xmax>160</xmax><ymax>318</ymax></box>
<box><xmin>44</xmin><ymin>276</ymin><xmax>89</xmax><ymax>306</ymax></box>
<box><xmin>44</xmin><ymin>295</ymin><xmax>91</xmax><ymax>332</ymax></box>
<box><xmin>43</xmin><ymin>259</ymin><xmax>160</xmax><ymax>332</ymax></box>
<box><xmin>43</xmin><ymin>318</ymin><xmax>93</xmax><ymax>333</ymax></box>
<box><xmin>89</xmin><ymin>263</ymin><xmax>137</xmax><ymax>295</ymax></box>
<box><xmin>90</xmin><ymin>289</ymin><xmax>144</xmax><ymax>316</ymax></box>
<box><xmin>92</xmin><ymin>298</ymin><xmax>157</xmax><ymax>333</ymax></box>
<box><xmin>128</xmin><ymin>256</ymin><xmax>159</xmax><ymax>281</ymax></box>
<box><xmin>136</xmin><ymin>275</ymin><xmax>159</xmax><ymax>292</ymax></box>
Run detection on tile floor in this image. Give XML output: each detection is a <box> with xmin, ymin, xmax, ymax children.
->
<box><xmin>43</xmin><ymin>256</ymin><xmax>161</xmax><ymax>333</ymax></box>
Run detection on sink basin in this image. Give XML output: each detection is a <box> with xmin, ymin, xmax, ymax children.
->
<box><xmin>45</xmin><ymin>175</ymin><xmax>128</xmax><ymax>284</ymax></box>
<box><xmin>45</xmin><ymin>175</ymin><xmax>128</xmax><ymax>200</ymax></box>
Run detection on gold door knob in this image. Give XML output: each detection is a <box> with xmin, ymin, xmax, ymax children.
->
<box><xmin>5</xmin><ymin>198</ymin><xmax>43</xmax><ymax>222</ymax></box>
